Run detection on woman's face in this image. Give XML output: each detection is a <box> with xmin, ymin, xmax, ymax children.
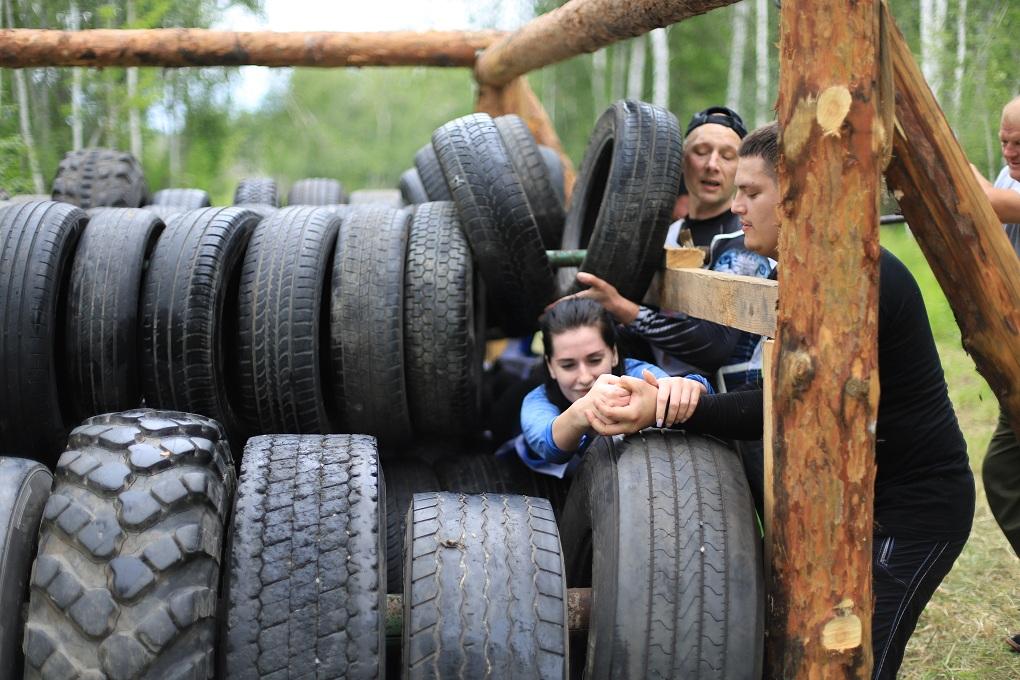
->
<box><xmin>546</xmin><ymin>326</ymin><xmax>618</xmax><ymax>403</ymax></box>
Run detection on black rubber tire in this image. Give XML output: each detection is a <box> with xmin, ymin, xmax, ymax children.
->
<box><xmin>150</xmin><ymin>188</ymin><xmax>211</xmax><ymax>210</ymax></box>
<box><xmin>221</xmin><ymin>434</ymin><xmax>385</xmax><ymax>679</ymax></box>
<box><xmin>432</xmin><ymin>113</ymin><xmax>556</xmax><ymax>335</ymax></box>
<box><xmin>140</xmin><ymin>204</ymin><xmax>188</xmax><ymax>221</ymax></box>
<box><xmin>0</xmin><ymin>200</ymin><xmax>87</xmax><ymax>466</ymax></box>
<box><xmin>348</xmin><ymin>189</ymin><xmax>404</xmax><ymax>208</ymax></box>
<box><xmin>398</xmin><ymin>168</ymin><xmax>430</xmax><ymax>205</ymax></box>
<box><xmin>494</xmin><ymin>114</ymin><xmax>566</xmax><ymax>250</ymax></box>
<box><xmin>232</xmin><ymin>178</ymin><xmax>279</xmax><ymax>207</ymax></box>
<box><xmin>559</xmin><ymin>431</ymin><xmax>764</xmax><ymax>679</ymax></box>
<box><xmin>66</xmin><ymin>208</ymin><xmax>164</xmax><ymax>421</ymax></box>
<box><xmin>559</xmin><ymin>100</ymin><xmax>682</xmax><ymax>301</ymax></box>
<box><xmin>23</xmin><ymin>409</ymin><xmax>236</xmax><ymax>680</ymax></box>
<box><xmin>380</xmin><ymin>456</ymin><xmax>440</xmax><ymax>595</ymax></box>
<box><xmin>287</xmin><ymin>177</ymin><xmax>346</xmax><ymax>206</ymax></box>
<box><xmin>433</xmin><ymin>451</ymin><xmax>570</xmax><ymax>518</ymax></box>
<box><xmin>140</xmin><ymin>207</ymin><xmax>259</xmax><ymax>445</ymax></box>
<box><xmin>404</xmin><ymin>202</ymin><xmax>484</xmax><ymax>438</ymax></box>
<box><xmin>231</xmin><ymin>203</ymin><xmax>278</xmax><ymax>219</ymax></box>
<box><xmin>413</xmin><ymin>143</ymin><xmax>452</xmax><ymax>201</ymax></box>
<box><xmin>51</xmin><ymin>148</ymin><xmax>149</xmax><ymax>209</ymax></box>
<box><xmin>403</xmin><ymin>492</ymin><xmax>568</xmax><ymax>679</ymax></box>
<box><xmin>330</xmin><ymin>207</ymin><xmax>413</xmax><ymax>444</ymax></box>
<box><xmin>0</xmin><ymin>458</ymin><xmax>52</xmax><ymax>676</ymax></box>
<box><xmin>539</xmin><ymin>145</ymin><xmax>567</xmax><ymax>208</ymax></box>
<box><xmin>236</xmin><ymin>206</ymin><xmax>342</xmax><ymax>434</ymax></box>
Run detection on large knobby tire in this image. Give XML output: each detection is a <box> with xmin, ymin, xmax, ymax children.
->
<box><xmin>287</xmin><ymin>178</ymin><xmax>346</xmax><ymax>206</ymax></box>
<box><xmin>0</xmin><ymin>200</ymin><xmax>87</xmax><ymax>466</ymax></box>
<box><xmin>51</xmin><ymin>148</ymin><xmax>148</xmax><ymax>209</ymax></box>
<box><xmin>559</xmin><ymin>431</ymin><xmax>764</xmax><ymax>679</ymax></box>
<box><xmin>433</xmin><ymin>451</ymin><xmax>571</xmax><ymax>517</ymax></box>
<box><xmin>331</xmin><ymin>206</ymin><xmax>413</xmax><ymax>444</ymax></box>
<box><xmin>150</xmin><ymin>188</ymin><xmax>211</xmax><ymax>210</ymax></box>
<box><xmin>140</xmin><ymin>207</ymin><xmax>259</xmax><ymax>445</ymax></box>
<box><xmin>380</xmin><ymin>456</ymin><xmax>441</xmax><ymax>594</ymax></box>
<box><xmin>560</xmin><ymin>100</ymin><xmax>682</xmax><ymax>300</ymax></box>
<box><xmin>236</xmin><ymin>206</ymin><xmax>342</xmax><ymax>434</ymax></box>
<box><xmin>494</xmin><ymin>114</ymin><xmax>566</xmax><ymax>250</ymax></box>
<box><xmin>23</xmin><ymin>409</ymin><xmax>236</xmax><ymax>680</ymax></box>
<box><xmin>433</xmin><ymin>113</ymin><xmax>556</xmax><ymax>335</ymax></box>
<box><xmin>0</xmin><ymin>458</ymin><xmax>52</xmax><ymax>676</ymax></box>
<box><xmin>404</xmin><ymin>202</ymin><xmax>484</xmax><ymax>438</ymax></box>
<box><xmin>413</xmin><ymin>143</ymin><xmax>452</xmax><ymax>201</ymax></box>
<box><xmin>222</xmin><ymin>434</ymin><xmax>385</xmax><ymax>679</ymax></box>
<box><xmin>399</xmin><ymin>168</ymin><xmax>430</xmax><ymax>205</ymax></box>
<box><xmin>66</xmin><ymin>208</ymin><xmax>164</xmax><ymax>421</ymax></box>
<box><xmin>233</xmin><ymin>178</ymin><xmax>279</xmax><ymax>207</ymax></box>
<box><xmin>403</xmin><ymin>492</ymin><xmax>568</xmax><ymax>679</ymax></box>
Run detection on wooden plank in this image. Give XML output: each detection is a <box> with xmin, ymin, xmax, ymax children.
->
<box><xmin>762</xmin><ymin>337</ymin><xmax>775</xmax><ymax>573</ymax></box>
<box><xmin>658</xmin><ymin>267</ymin><xmax>777</xmax><ymax>337</ymax></box>
<box><xmin>883</xmin><ymin>2</ymin><xmax>1020</xmax><ymax>441</ymax></box>
<box><xmin>0</xmin><ymin>28</ymin><xmax>504</xmax><ymax>68</ymax></box>
<box><xmin>768</xmin><ymin>0</ymin><xmax>881</xmax><ymax>677</ymax></box>
<box><xmin>474</xmin><ymin>0</ymin><xmax>739</xmax><ymax>87</ymax></box>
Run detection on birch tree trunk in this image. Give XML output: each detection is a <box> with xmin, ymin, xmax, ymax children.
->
<box><xmin>610</xmin><ymin>42</ymin><xmax>627</xmax><ymax>102</ymax></box>
<box><xmin>70</xmin><ymin>0</ymin><xmax>83</xmax><ymax>150</ymax></box>
<box><xmin>726</xmin><ymin>1</ymin><xmax>750</xmax><ymax>112</ymax></box>
<box><xmin>6</xmin><ymin>0</ymin><xmax>43</xmax><ymax>192</ymax></box>
<box><xmin>168</xmin><ymin>74</ymin><xmax>181</xmax><ymax>186</ymax></box>
<box><xmin>920</xmin><ymin>0</ymin><xmax>948</xmax><ymax>103</ymax></box>
<box><xmin>626</xmin><ymin>34</ymin><xmax>646</xmax><ymax>102</ymax></box>
<box><xmin>126</xmin><ymin>0</ymin><xmax>141</xmax><ymax>160</ymax></box>
<box><xmin>650</xmin><ymin>27</ymin><xmax>669</xmax><ymax>110</ymax></box>
<box><xmin>592</xmin><ymin>48</ymin><xmax>607</xmax><ymax>117</ymax></box>
<box><xmin>754</xmin><ymin>0</ymin><xmax>769</xmax><ymax>126</ymax></box>
<box><xmin>950</xmin><ymin>0</ymin><xmax>967</xmax><ymax>121</ymax></box>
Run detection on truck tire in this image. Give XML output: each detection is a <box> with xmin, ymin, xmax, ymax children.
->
<box><xmin>287</xmin><ymin>178</ymin><xmax>346</xmax><ymax>206</ymax></box>
<box><xmin>233</xmin><ymin>178</ymin><xmax>279</xmax><ymax>207</ymax></box>
<box><xmin>380</xmin><ymin>456</ymin><xmax>440</xmax><ymax>594</ymax></box>
<box><xmin>221</xmin><ymin>434</ymin><xmax>385</xmax><ymax>679</ymax></box>
<box><xmin>558</xmin><ymin>431</ymin><xmax>764</xmax><ymax>679</ymax></box>
<box><xmin>23</xmin><ymin>409</ymin><xmax>236</xmax><ymax>680</ymax></box>
<box><xmin>237</xmin><ymin>206</ymin><xmax>342</xmax><ymax>434</ymax></box>
<box><xmin>150</xmin><ymin>188</ymin><xmax>211</xmax><ymax>210</ymax></box>
<box><xmin>0</xmin><ymin>201</ymin><xmax>87</xmax><ymax>466</ymax></box>
<box><xmin>66</xmin><ymin>208</ymin><xmax>164</xmax><ymax>421</ymax></box>
<box><xmin>494</xmin><ymin>114</ymin><xmax>565</xmax><ymax>250</ymax></box>
<box><xmin>0</xmin><ymin>458</ymin><xmax>52</xmax><ymax>676</ymax></box>
<box><xmin>433</xmin><ymin>451</ymin><xmax>570</xmax><ymax>517</ymax></box>
<box><xmin>404</xmin><ymin>202</ymin><xmax>483</xmax><ymax>437</ymax></box>
<box><xmin>403</xmin><ymin>492</ymin><xmax>568</xmax><ymax>679</ymax></box>
<box><xmin>432</xmin><ymin>113</ymin><xmax>556</xmax><ymax>335</ymax></box>
<box><xmin>539</xmin><ymin>145</ymin><xmax>566</xmax><ymax>207</ymax></box>
<box><xmin>559</xmin><ymin>100</ymin><xmax>682</xmax><ymax>301</ymax></box>
<box><xmin>140</xmin><ymin>207</ymin><xmax>259</xmax><ymax>445</ymax></box>
<box><xmin>413</xmin><ymin>143</ymin><xmax>451</xmax><ymax>201</ymax></box>
<box><xmin>399</xmin><ymin>168</ymin><xmax>430</xmax><ymax>205</ymax></box>
<box><xmin>51</xmin><ymin>148</ymin><xmax>148</xmax><ymax>209</ymax></box>
<box><xmin>330</xmin><ymin>207</ymin><xmax>413</xmax><ymax>444</ymax></box>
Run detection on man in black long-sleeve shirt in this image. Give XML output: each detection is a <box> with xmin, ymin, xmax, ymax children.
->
<box><xmin>586</xmin><ymin>122</ymin><xmax>974</xmax><ymax>680</ymax></box>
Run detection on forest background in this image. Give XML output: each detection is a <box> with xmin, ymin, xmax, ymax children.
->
<box><xmin>1</xmin><ymin>1</ymin><xmax>1018</xmax><ymax>677</ymax></box>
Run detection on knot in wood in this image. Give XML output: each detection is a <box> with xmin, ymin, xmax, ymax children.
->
<box><xmin>781</xmin><ymin>350</ymin><xmax>815</xmax><ymax>395</ymax></box>
<box><xmin>843</xmin><ymin>377</ymin><xmax>869</xmax><ymax>400</ymax></box>
<box><xmin>821</xmin><ymin>598</ymin><xmax>863</xmax><ymax>651</ymax></box>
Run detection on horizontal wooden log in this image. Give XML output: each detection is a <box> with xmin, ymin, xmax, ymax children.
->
<box><xmin>0</xmin><ymin>29</ymin><xmax>505</xmax><ymax>68</ymax></box>
<box><xmin>475</xmin><ymin>0</ymin><xmax>738</xmax><ymax>87</ymax></box>
<box><xmin>659</xmin><ymin>267</ymin><xmax>778</xmax><ymax>337</ymax></box>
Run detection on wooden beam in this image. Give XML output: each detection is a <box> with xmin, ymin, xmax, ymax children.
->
<box><xmin>476</xmin><ymin>76</ymin><xmax>578</xmax><ymax>203</ymax></box>
<box><xmin>474</xmin><ymin>0</ymin><xmax>738</xmax><ymax>88</ymax></box>
<box><xmin>770</xmin><ymin>0</ymin><xmax>881</xmax><ymax>677</ymax></box>
<box><xmin>883</xmin><ymin>3</ymin><xmax>1020</xmax><ymax>441</ymax></box>
<box><xmin>0</xmin><ymin>29</ymin><xmax>504</xmax><ymax>68</ymax></box>
<box><xmin>658</xmin><ymin>267</ymin><xmax>777</xmax><ymax>336</ymax></box>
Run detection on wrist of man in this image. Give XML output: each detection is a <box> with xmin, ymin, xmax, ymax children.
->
<box><xmin>611</xmin><ymin>298</ymin><xmax>640</xmax><ymax>324</ymax></box>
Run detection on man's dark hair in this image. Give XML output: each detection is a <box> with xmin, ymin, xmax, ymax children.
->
<box><xmin>738</xmin><ymin>122</ymin><xmax>780</xmax><ymax>179</ymax></box>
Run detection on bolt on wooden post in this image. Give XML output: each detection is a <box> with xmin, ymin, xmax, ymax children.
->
<box><xmin>769</xmin><ymin>0</ymin><xmax>882</xmax><ymax>677</ymax></box>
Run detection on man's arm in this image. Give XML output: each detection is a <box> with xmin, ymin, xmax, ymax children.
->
<box><xmin>971</xmin><ymin>164</ymin><xmax>1020</xmax><ymax>223</ymax></box>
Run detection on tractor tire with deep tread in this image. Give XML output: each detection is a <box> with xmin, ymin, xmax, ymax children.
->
<box><xmin>22</xmin><ymin>409</ymin><xmax>236</xmax><ymax>680</ymax></box>
<box><xmin>67</xmin><ymin>208</ymin><xmax>164</xmax><ymax>421</ymax></box>
<box><xmin>399</xmin><ymin>168</ymin><xmax>430</xmax><ymax>205</ymax></box>
<box><xmin>51</xmin><ymin>148</ymin><xmax>148</xmax><ymax>209</ymax></box>
<box><xmin>402</xmin><ymin>492</ymin><xmax>568</xmax><ymax>679</ymax></box>
<box><xmin>221</xmin><ymin>434</ymin><xmax>385</xmax><ymax>679</ymax></box>
<box><xmin>150</xmin><ymin>189</ymin><xmax>211</xmax><ymax>210</ymax></box>
<box><xmin>0</xmin><ymin>200</ymin><xmax>87</xmax><ymax>465</ymax></box>
<box><xmin>380</xmin><ymin>456</ymin><xmax>440</xmax><ymax>594</ymax></box>
<box><xmin>413</xmin><ymin>143</ymin><xmax>452</xmax><ymax>201</ymax></box>
<box><xmin>233</xmin><ymin>178</ymin><xmax>279</xmax><ymax>207</ymax></box>
<box><xmin>558</xmin><ymin>431</ymin><xmax>764</xmax><ymax>679</ymax></box>
<box><xmin>559</xmin><ymin>100</ymin><xmax>682</xmax><ymax>300</ymax></box>
<box><xmin>287</xmin><ymin>178</ymin><xmax>346</xmax><ymax>206</ymax></box>
<box><xmin>237</xmin><ymin>206</ymin><xmax>342</xmax><ymax>434</ymax></box>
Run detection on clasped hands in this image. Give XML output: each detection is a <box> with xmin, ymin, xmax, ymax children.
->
<box><xmin>583</xmin><ymin>370</ymin><xmax>705</xmax><ymax>436</ymax></box>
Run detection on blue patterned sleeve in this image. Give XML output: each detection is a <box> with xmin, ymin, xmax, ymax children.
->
<box><xmin>520</xmin><ymin>385</ymin><xmax>579</xmax><ymax>465</ymax></box>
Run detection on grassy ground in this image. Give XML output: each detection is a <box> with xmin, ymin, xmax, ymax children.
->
<box><xmin>880</xmin><ymin>227</ymin><xmax>1018</xmax><ymax>679</ymax></box>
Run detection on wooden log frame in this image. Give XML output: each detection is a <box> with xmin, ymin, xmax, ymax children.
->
<box><xmin>658</xmin><ymin>267</ymin><xmax>778</xmax><ymax>337</ymax></box>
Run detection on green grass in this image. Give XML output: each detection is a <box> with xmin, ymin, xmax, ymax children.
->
<box><xmin>880</xmin><ymin>226</ymin><xmax>1018</xmax><ymax>679</ymax></box>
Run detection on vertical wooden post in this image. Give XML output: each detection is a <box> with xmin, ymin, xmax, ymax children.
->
<box><xmin>769</xmin><ymin>0</ymin><xmax>881</xmax><ymax>677</ymax></box>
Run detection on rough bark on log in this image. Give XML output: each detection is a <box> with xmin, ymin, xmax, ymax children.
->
<box><xmin>883</xmin><ymin>2</ymin><xmax>1020</xmax><ymax>441</ymax></box>
<box><xmin>474</xmin><ymin>0</ymin><xmax>738</xmax><ymax>87</ymax></box>
<box><xmin>770</xmin><ymin>0</ymin><xmax>881</xmax><ymax>677</ymax></box>
<box><xmin>0</xmin><ymin>29</ymin><xmax>504</xmax><ymax>68</ymax></box>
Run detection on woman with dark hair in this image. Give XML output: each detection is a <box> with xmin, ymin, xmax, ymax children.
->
<box><xmin>503</xmin><ymin>297</ymin><xmax>711</xmax><ymax>478</ymax></box>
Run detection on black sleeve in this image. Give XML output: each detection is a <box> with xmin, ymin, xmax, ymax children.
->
<box><xmin>674</xmin><ymin>385</ymin><xmax>764</xmax><ymax>441</ymax></box>
<box><xmin>625</xmin><ymin>305</ymin><xmax>739</xmax><ymax>372</ymax></box>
